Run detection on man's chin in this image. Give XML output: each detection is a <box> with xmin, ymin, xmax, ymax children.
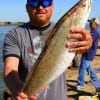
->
<box><xmin>36</xmin><ymin>18</ymin><xmax>47</xmax><ymax>23</ymax></box>
<box><xmin>34</xmin><ymin>19</ymin><xmax>48</xmax><ymax>26</ymax></box>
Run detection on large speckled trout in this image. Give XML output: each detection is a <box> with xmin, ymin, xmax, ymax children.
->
<box><xmin>22</xmin><ymin>0</ymin><xmax>92</xmax><ymax>96</ymax></box>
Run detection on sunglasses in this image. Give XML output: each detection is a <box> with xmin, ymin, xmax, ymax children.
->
<box><xmin>28</xmin><ymin>0</ymin><xmax>53</xmax><ymax>8</ymax></box>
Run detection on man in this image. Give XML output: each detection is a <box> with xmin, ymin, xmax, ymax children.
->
<box><xmin>76</xmin><ymin>17</ymin><xmax>99</xmax><ymax>90</ymax></box>
<box><xmin>3</xmin><ymin>0</ymin><xmax>92</xmax><ymax>100</ymax></box>
<box><xmin>89</xmin><ymin>18</ymin><xmax>100</xmax><ymax>37</ymax></box>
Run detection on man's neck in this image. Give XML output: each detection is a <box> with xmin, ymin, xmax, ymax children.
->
<box><xmin>30</xmin><ymin>21</ymin><xmax>50</xmax><ymax>28</ymax></box>
<box><xmin>28</xmin><ymin>22</ymin><xmax>51</xmax><ymax>31</ymax></box>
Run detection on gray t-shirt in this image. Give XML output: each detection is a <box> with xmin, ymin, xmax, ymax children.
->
<box><xmin>3</xmin><ymin>22</ymin><xmax>67</xmax><ymax>100</ymax></box>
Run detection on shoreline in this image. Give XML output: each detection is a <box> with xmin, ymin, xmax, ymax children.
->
<box><xmin>0</xmin><ymin>22</ymin><xmax>24</xmax><ymax>26</ymax></box>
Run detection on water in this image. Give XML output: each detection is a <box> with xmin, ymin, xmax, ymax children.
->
<box><xmin>0</xmin><ymin>26</ymin><xmax>15</xmax><ymax>100</ymax></box>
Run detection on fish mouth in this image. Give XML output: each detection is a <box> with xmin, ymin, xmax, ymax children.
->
<box><xmin>85</xmin><ymin>0</ymin><xmax>92</xmax><ymax>9</ymax></box>
<box><xmin>81</xmin><ymin>0</ymin><xmax>92</xmax><ymax>8</ymax></box>
<box><xmin>89</xmin><ymin>0</ymin><xmax>92</xmax><ymax>8</ymax></box>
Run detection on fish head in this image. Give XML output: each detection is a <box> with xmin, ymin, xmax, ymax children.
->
<box><xmin>80</xmin><ymin>0</ymin><xmax>92</xmax><ymax>16</ymax></box>
<box><xmin>75</xmin><ymin>0</ymin><xmax>92</xmax><ymax>27</ymax></box>
<box><xmin>67</xmin><ymin>0</ymin><xmax>92</xmax><ymax>28</ymax></box>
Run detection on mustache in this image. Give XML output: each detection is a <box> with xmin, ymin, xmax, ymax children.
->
<box><xmin>35</xmin><ymin>9</ymin><xmax>46</xmax><ymax>14</ymax></box>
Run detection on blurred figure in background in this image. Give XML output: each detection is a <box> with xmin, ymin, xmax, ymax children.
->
<box><xmin>76</xmin><ymin>17</ymin><xmax>99</xmax><ymax>90</ymax></box>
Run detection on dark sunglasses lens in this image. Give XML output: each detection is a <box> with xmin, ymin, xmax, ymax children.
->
<box><xmin>42</xmin><ymin>0</ymin><xmax>52</xmax><ymax>7</ymax></box>
<box><xmin>29</xmin><ymin>0</ymin><xmax>52</xmax><ymax>8</ymax></box>
<box><xmin>29</xmin><ymin>0</ymin><xmax>39</xmax><ymax>8</ymax></box>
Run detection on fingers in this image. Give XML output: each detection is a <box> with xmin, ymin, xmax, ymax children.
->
<box><xmin>70</xmin><ymin>27</ymin><xmax>90</xmax><ymax>35</ymax></box>
<box><xmin>68</xmin><ymin>33</ymin><xmax>82</xmax><ymax>40</ymax></box>
<box><xmin>68</xmin><ymin>45</ymin><xmax>90</xmax><ymax>53</ymax></box>
<box><xmin>67</xmin><ymin>40</ymin><xmax>88</xmax><ymax>47</ymax></box>
<box><xmin>69</xmin><ymin>27</ymin><xmax>90</xmax><ymax>40</ymax></box>
<box><xmin>67</xmin><ymin>27</ymin><xmax>93</xmax><ymax>53</ymax></box>
<box><xmin>30</xmin><ymin>96</ymin><xmax>37</xmax><ymax>100</ymax></box>
<box><xmin>67</xmin><ymin>40</ymin><xmax>89</xmax><ymax>53</ymax></box>
<box><xmin>15</xmin><ymin>92</ymin><xmax>37</xmax><ymax>100</ymax></box>
<box><xmin>15</xmin><ymin>92</ymin><xmax>28</xmax><ymax>100</ymax></box>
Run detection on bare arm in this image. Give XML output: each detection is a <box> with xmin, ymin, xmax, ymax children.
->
<box><xmin>3</xmin><ymin>57</ymin><xmax>37</xmax><ymax>100</ymax></box>
<box><xmin>3</xmin><ymin>57</ymin><xmax>23</xmax><ymax>96</ymax></box>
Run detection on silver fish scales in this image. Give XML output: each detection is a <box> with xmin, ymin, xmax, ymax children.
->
<box><xmin>22</xmin><ymin>0</ymin><xmax>92</xmax><ymax>96</ymax></box>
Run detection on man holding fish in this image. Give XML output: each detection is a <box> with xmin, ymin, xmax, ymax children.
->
<box><xmin>3</xmin><ymin>0</ymin><xmax>92</xmax><ymax>100</ymax></box>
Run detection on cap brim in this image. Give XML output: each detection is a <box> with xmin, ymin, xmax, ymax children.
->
<box><xmin>88</xmin><ymin>20</ymin><xmax>93</xmax><ymax>23</ymax></box>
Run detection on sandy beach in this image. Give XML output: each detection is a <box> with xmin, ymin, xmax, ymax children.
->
<box><xmin>66</xmin><ymin>41</ymin><xmax>100</xmax><ymax>100</ymax></box>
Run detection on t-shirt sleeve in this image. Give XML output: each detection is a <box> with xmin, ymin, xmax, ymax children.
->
<box><xmin>3</xmin><ymin>29</ymin><xmax>20</xmax><ymax>60</ymax></box>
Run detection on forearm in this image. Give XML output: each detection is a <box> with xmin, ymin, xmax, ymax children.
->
<box><xmin>3</xmin><ymin>57</ymin><xmax>24</xmax><ymax>97</ymax></box>
<box><xmin>4</xmin><ymin>70</ymin><xmax>23</xmax><ymax>97</ymax></box>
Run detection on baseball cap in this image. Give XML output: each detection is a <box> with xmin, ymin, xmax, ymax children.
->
<box><xmin>88</xmin><ymin>17</ymin><xmax>99</xmax><ymax>25</ymax></box>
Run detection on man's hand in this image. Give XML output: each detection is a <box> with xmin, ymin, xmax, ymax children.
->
<box><xmin>67</xmin><ymin>27</ymin><xmax>93</xmax><ymax>53</ymax></box>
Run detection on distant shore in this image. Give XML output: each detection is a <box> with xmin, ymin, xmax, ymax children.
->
<box><xmin>0</xmin><ymin>22</ymin><xmax>24</xmax><ymax>26</ymax></box>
